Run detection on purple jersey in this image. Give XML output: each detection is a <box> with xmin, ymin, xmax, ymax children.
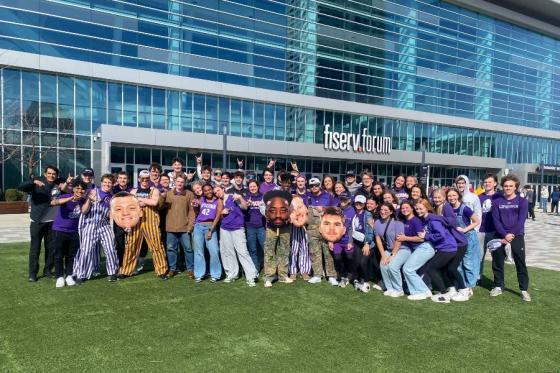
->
<box><xmin>306</xmin><ymin>190</ymin><xmax>335</xmax><ymax>207</ymax></box>
<box><xmin>196</xmin><ymin>197</ymin><xmax>219</xmax><ymax>223</ymax></box>
<box><xmin>403</xmin><ymin>216</ymin><xmax>423</xmax><ymax>250</ymax></box>
<box><xmin>52</xmin><ymin>194</ymin><xmax>83</xmax><ymax>233</ymax></box>
<box><xmin>479</xmin><ymin>193</ymin><xmax>497</xmax><ymax>233</ymax></box>
<box><xmin>220</xmin><ymin>195</ymin><xmax>245</xmax><ymax>231</ymax></box>
<box><xmin>491</xmin><ymin>194</ymin><xmax>528</xmax><ymax>238</ymax></box>
<box><xmin>245</xmin><ymin>193</ymin><xmax>265</xmax><ymax>228</ymax></box>
<box><xmin>259</xmin><ymin>182</ymin><xmax>278</xmax><ymax>195</ymax></box>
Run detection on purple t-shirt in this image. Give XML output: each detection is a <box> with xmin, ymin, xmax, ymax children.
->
<box><xmin>392</xmin><ymin>187</ymin><xmax>409</xmax><ymax>202</ymax></box>
<box><xmin>220</xmin><ymin>195</ymin><xmax>245</xmax><ymax>231</ymax></box>
<box><xmin>491</xmin><ymin>194</ymin><xmax>528</xmax><ymax>238</ymax></box>
<box><xmin>307</xmin><ymin>190</ymin><xmax>335</xmax><ymax>207</ymax></box>
<box><xmin>339</xmin><ymin>205</ymin><xmax>356</xmax><ymax>245</ymax></box>
<box><xmin>245</xmin><ymin>193</ymin><xmax>265</xmax><ymax>228</ymax></box>
<box><xmin>196</xmin><ymin>197</ymin><xmax>218</xmax><ymax>223</ymax></box>
<box><xmin>479</xmin><ymin>193</ymin><xmax>497</xmax><ymax>233</ymax></box>
<box><xmin>52</xmin><ymin>194</ymin><xmax>83</xmax><ymax>233</ymax></box>
<box><xmin>112</xmin><ymin>185</ymin><xmax>132</xmax><ymax>194</ymax></box>
<box><xmin>403</xmin><ymin>216</ymin><xmax>423</xmax><ymax>250</ymax></box>
<box><xmin>453</xmin><ymin>204</ymin><xmax>474</xmax><ymax>228</ymax></box>
<box><xmin>259</xmin><ymin>182</ymin><xmax>278</xmax><ymax>195</ymax></box>
<box><xmin>97</xmin><ymin>189</ymin><xmax>113</xmax><ymax>210</ymax></box>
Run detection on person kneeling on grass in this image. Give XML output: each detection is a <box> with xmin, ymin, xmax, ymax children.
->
<box><xmin>50</xmin><ymin>180</ymin><xmax>87</xmax><ymax>288</ymax></box>
<box><xmin>214</xmin><ymin>185</ymin><xmax>257</xmax><ymax>287</ymax></box>
<box><xmin>490</xmin><ymin>174</ymin><xmax>531</xmax><ymax>302</ymax></box>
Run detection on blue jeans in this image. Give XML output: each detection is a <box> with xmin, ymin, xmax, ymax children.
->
<box><xmin>402</xmin><ymin>242</ymin><xmax>435</xmax><ymax>295</ymax></box>
<box><xmin>166</xmin><ymin>232</ymin><xmax>194</xmax><ymax>272</ymax></box>
<box><xmin>458</xmin><ymin>230</ymin><xmax>481</xmax><ymax>288</ymax></box>
<box><xmin>246</xmin><ymin>226</ymin><xmax>265</xmax><ymax>271</ymax></box>
<box><xmin>192</xmin><ymin>223</ymin><xmax>222</xmax><ymax>280</ymax></box>
<box><xmin>380</xmin><ymin>248</ymin><xmax>411</xmax><ymax>292</ymax></box>
<box><xmin>540</xmin><ymin>199</ymin><xmax>547</xmax><ymax>212</ymax></box>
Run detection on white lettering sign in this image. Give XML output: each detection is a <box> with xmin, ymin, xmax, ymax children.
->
<box><xmin>323</xmin><ymin>124</ymin><xmax>391</xmax><ymax>154</ymax></box>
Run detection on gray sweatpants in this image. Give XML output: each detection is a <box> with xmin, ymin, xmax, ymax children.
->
<box><xmin>220</xmin><ymin>228</ymin><xmax>257</xmax><ymax>280</ymax></box>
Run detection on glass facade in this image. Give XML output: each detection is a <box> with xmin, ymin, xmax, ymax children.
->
<box><xmin>1</xmin><ymin>0</ymin><xmax>560</xmax><ymax>130</ymax></box>
<box><xmin>2</xmin><ymin>66</ymin><xmax>560</xmax><ymax>188</ymax></box>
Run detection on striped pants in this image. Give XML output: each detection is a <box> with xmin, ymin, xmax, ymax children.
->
<box><xmin>120</xmin><ymin>219</ymin><xmax>168</xmax><ymax>276</ymax></box>
<box><xmin>289</xmin><ymin>226</ymin><xmax>311</xmax><ymax>275</ymax></box>
<box><xmin>73</xmin><ymin>223</ymin><xmax>119</xmax><ymax>279</ymax></box>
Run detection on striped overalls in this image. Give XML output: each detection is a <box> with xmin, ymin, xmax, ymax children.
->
<box><xmin>120</xmin><ymin>187</ymin><xmax>168</xmax><ymax>276</ymax></box>
<box><xmin>73</xmin><ymin>188</ymin><xmax>119</xmax><ymax>279</ymax></box>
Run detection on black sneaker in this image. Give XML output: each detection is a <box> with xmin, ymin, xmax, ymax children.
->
<box><xmin>108</xmin><ymin>275</ymin><xmax>118</xmax><ymax>282</ymax></box>
<box><xmin>43</xmin><ymin>270</ymin><xmax>56</xmax><ymax>279</ymax></box>
<box><xmin>28</xmin><ymin>275</ymin><xmax>37</xmax><ymax>283</ymax></box>
<box><xmin>159</xmin><ymin>274</ymin><xmax>169</xmax><ymax>281</ymax></box>
<box><xmin>74</xmin><ymin>278</ymin><xmax>84</xmax><ymax>285</ymax></box>
<box><xmin>117</xmin><ymin>274</ymin><xmax>129</xmax><ymax>280</ymax></box>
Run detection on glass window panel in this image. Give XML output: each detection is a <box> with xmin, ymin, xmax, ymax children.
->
<box><xmin>135</xmin><ymin>147</ymin><xmax>151</xmax><ymax>164</ymax></box>
<box><xmin>242</xmin><ymin>101</ymin><xmax>253</xmax><ymax>138</ymax></box>
<box><xmin>230</xmin><ymin>99</ymin><xmax>241</xmax><ymax>136</ymax></box>
<box><xmin>193</xmin><ymin>94</ymin><xmax>205</xmax><ymax>133</ymax></box>
<box><xmin>254</xmin><ymin>102</ymin><xmax>264</xmax><ymax>139</ymax></box>
<box><xmin>181</xmin><ymin>92</ymin><xmax>192</xmax><ymax>132</ymax></box>
<box><xmin>275</xmin><ymin>105</ymin><xmax>285</xmax><ymax>141</ymax></box>
<box><xmin>218</xmin><ymin>97</ymin><xmax>229</xmax><ymax>135</ymax></box>
<box><xmin>206</xmin><ymin>96</ymin><xmax>218</xmax><ymax>134</ymax></box>
<box><xmin>152</xmin><ymin>88</ymin><xmax>165</xmax><ymax>129</ymax></box>
<box><xmin>58</xmin><ymin>76</ymin><xmax>73</xmax><ymax>106</ymax></box>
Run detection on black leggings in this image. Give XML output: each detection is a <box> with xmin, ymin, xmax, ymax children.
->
<box><xmin>428</xmin><ymin>250</ymin><xmax>463</xmax><ymax>293</ymax></box>
<box><xmin>53</xmin><ymin>230</ymin><xmax>79</xmax><ymax>278</ymax></box>
<box><xmin>333</xmin><ymin>249</ymin><xmax>357</xmax><ymax>281</ymax></box>
<box><xmin>445</xmin><ymin>245</ymin><xmax>467</xmax><ymax>290</ymax></box>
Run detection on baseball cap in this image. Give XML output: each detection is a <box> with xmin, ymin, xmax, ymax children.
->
<box><xmin>486</xmin><ymin>239</ymin><xmax>503</xmax><ymax>252</ymax></box>
<box><xmin>346</xmin><ymin>170</ymin><xmax>356</xmax><ymax>177</ymax></box>
<box><xmin>246</xmin><ymin>172</ymin><xmax>256</xmax><ymax>180</ymax></box>
<box><xmin>354</xmin><ymin>195</ymin><xmax>367</xmax><ymax>204</ymax></box>
<box><xmin>81</xmin><ymin>167</ymin><xmax>94</xmax><ymax>176</ymax></box>
<box><xmin>138</xmin><ymin>170</ymin><xmax>150</xmax><ymax>178</ymax></box>
<box><xmin>309</xmin><ymin>177</ymin><xmax>321</xmax><ymax>186</ymax></box>
<box><xmin>339</xmin><ymin>192</ymin><xmax>352</xmax><ymax>201</ymax></box>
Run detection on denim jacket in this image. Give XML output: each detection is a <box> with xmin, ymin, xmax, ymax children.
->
<box><xmin>364</xmin><ymin>210</ymin><xmax>376</xmax><ymax>246</ymax></box>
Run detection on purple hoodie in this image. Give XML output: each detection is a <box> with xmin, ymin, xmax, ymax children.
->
<box><xmin>306</xmin><ymin>190</ymin><xmax>335</xmax><ymax>207</ymax></box>
<box><xmin>422</xmin><ymin>214</ymin><xmax>457</xmax><ymax>252</ymax></box>
<box><xmin>259</xmin><ymin>182</ymin><xmax>278</xmax><ymax>195</ymax></box>
<box><xmin>491</xmin><ymin>194</ymin><xmax>528</xmax><ymax>238</ymax></box>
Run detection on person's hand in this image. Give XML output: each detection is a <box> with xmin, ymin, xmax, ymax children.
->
<box><xmin>267</xmin><ymin>159</ymin><xmax>276</xmax><ymax>169</ymax></box>
<box><xmin>186</xmin><ymin>170</ymin><xmax>194</xmax><ymax>181</ymax></box>
<box><xmin>206</xmin><ymin>230</ymin><xmax>212</xmax><ymax>241</ymax></box>
<box><xmin>196</xmin><ymin>154</ymin><xmax>203</xmax><ymax>164</ymax></box>
<box><xmin>66</xmin><ymin>174</ymin><xmax>74</xmax><ymax>184</ymax></box>
<box><xmin>505</xmin><ymin>233</ymin><xmax>515</xmax><ymax>242</ymax></box>
<box><xmin>34</xmin><ymin>179</ymin><xmax>45</xmax><ymax>188</ymax></box>
<box><xmin>381</xmin><ymin>254</ymin><xmax>391</xmax><ymax>265</ymax></box>
<box><xmin>232</xmin><ymin>193</ymin><xmax>241</xmax><ymax>201</ymax></box>
<box><xmin>237</xmin><ymin>158</ymin><xmax>244</xmax><ymax>168</ymax></box>
<box><xmin>139</xmin><ymin>200</ymin><xmax>146</xmax><ymax>208</ymax></box>
<box><xmin>222</xmin><ymin>208</ymin><xmax>230</xmax><ymax>215</ymax></box>
<box><xmin>456</xmin><ymin>227</ymin><xmax>466</xmax><ymax>233</ymax></box>
<box><xmin>362</xmin><ymin>243</ymin><xmax>370</xmax><ymax>256</ymax></box>
<box><xmin>417</xmin><ymin>230</ymin><xmax>426</xmax><ymax>239</ymax></box>
<box><xmin>88</xmin><ymin>190</ymin><xmax>97</xmax><ymax>202</ymax></box>
<box><xmin>367</xmin><ymin>218</ymin><xmax>374</xmax><ymax>227</ymax></box>
<box><xmin>315</xmin><ymin>206</ymin><xmax>324</xmax><ymax>213</ymax></box>
<box><xmin>347</xmin><ymin>243</ymin><xmax>352</xmax><ymax>251</ymax></box>
<box><xmin>328</xmin><ymin>242</ymin><xmax>334</xmax><ymax>251</ymax></box>
<box><xmin>396</xmin><ymin>233</ymin><xmax>406</xmax><ymax>242</ymax></box>
<box><xmin>191</xmin><ymin>199</ymin><xmax>200</xmax><ymax>208</ymax></box>
<box><xmin>290</xmin><ymin>161</ymin><xmax>299</xmax><ymax>172</ymax></box>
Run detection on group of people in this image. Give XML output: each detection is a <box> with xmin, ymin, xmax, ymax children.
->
<box><xmin>21</xmin><ymin>155</ymin><xmax>531</xmax><ymax>302</ymax></box>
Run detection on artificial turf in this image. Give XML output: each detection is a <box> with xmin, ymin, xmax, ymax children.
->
<box><xmin>0</xmin><ymin>243</ymin><xmax>559</xmax><ymax>372</ymax></box>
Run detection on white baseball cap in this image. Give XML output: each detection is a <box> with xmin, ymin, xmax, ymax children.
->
<box><xmin>354</xmin><ymin>195</ymin><xmax>367</xmax><ymax>204</ymax></box>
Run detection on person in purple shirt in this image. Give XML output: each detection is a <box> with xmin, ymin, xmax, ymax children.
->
<box><xmin>478</xmin><ymin>173</ymin><xmax>501</xmax><ymax>277</ymax></box>
<box><xmin>293</xmin><ymin>174</ymin><xmax>308</xmax><ymax>200</ymax></box>
<box><xmin>214</xmin><ymin>185</ymin><xmax>257</xmax><ymax>287</ymax></box>
<box><xmin>332</xmin><ymin>193</ymin><xmax>356</xmax><ymax>288</ymax></box>
<box><xmin>259</xmin><ymin>168</ymin><xmax>278</xmax><ymax>195</ymax></box>
<box><xmin>415</xmin><ymin>198</ymin><xmax>461</xmax><ymax>304</ymax></box>
<box><xmin>50</xmin><ymin>180</ymin><xmax>87</xmax><ymax>288</ymax></box>
<box><xmin>490</xmin><ymin>174</ymin><xmax>530</xmax><ymax>302</ymax></box>
<box><xmin>306</xmin><ymin>177</ymin><xmax>336</xmax><ymax>207</ymax></box>
<box><xmin>391</xmin><ymin>174</ymin><xmax>409</xmax><ymax>202</ymax></box>
<box><xmin>245</xmin><ymin>180</ymin><xmax>266</xmax><ymax>271</ymax></box>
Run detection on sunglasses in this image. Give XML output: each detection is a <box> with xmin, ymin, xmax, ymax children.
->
<box><xmin>214</xmin><ymin>172</ymin><xmax>222</xmax><ymax>176</ymax></box>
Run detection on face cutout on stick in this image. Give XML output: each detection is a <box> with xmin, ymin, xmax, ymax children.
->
<box><xmin>263</xmin><ymin>190</ymin><xmax>292</xmax><ymax>228</ymax></box>
<box><xmin>110</xmin><ymin>192</ymin><xmax>143</xmax><ymax>229</ymax></box>
<box><xmin>319</xmin><ymin>207</ymin><xmax>346</xmax><ymax>243</ymax></box>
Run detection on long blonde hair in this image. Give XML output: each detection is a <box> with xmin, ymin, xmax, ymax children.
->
<box><xmin>431</xmin><ymin>188</ymin><xmax>446</xmax><ymax>216</ymax></box>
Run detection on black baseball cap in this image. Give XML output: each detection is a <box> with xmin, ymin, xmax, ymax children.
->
<box><xmin>81</xmin><ymin>168</ymin><xmax>94</xmax><ymax>176</ymax></box>
<box><xmin>346</xmin><ymin>170</ymin><xmax>356</xmax><ymax>177</ymax></box>
<box><xmin>339</xmin><ymin>192</ymin><xmax>352</xmax><ymax>201</ymax></box>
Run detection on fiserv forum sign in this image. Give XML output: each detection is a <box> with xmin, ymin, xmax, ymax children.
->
<box><xmin>323</xmin><ymin>124</ymin><xmax>391</xmax><ymax>154</ymax></box>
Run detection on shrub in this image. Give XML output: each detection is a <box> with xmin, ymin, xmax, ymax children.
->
<box><xmin>4</xmin><ymin>189</ymin><xmax>18</xmax><ymax>202</ymax></box>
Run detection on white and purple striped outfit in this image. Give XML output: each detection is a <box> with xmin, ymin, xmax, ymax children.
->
<box><xmin>73</xmin><ymin>188</ymin><xmax>119</xmax><ymax>279</ymax></box>
<box><xmin>289</xmin><ymin>226</ymin><xmax>311</xmax><ymax>276</ymax></box>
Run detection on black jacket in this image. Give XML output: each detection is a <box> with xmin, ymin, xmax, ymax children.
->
<box><xmin>18</xmin><ymin>177</ymin><xmax>60</xmax><ymax>223</ymax></box>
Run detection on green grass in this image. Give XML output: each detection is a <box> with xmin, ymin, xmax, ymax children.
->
<box><xmin>1</xmin><ymin>243</ymin><xmax>559</xmax><ymax>372</ymax></box>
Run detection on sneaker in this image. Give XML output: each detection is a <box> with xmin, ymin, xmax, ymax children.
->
<box><xmin>65</xmin><ymin>275</ymin><xmax>76</xmax><ymax>286</ymax></box>
<box><xmin>246</xmin><ymin>279</ymin><xmax>256</xmax><ymax>287</ymax></box>
<box><xmin>289</xmin><ymin>274</ymin><xmax>297</xmax><ymax>281</ymax></box>
<box><xmin>158</xmin><ymin>274</ymin><xmax>169</xmax><ymax>281</ymax></box>
<box><xmin>407</xmin><ymin>290</ymin><xmax>432</xmax><ymax>300</ymax></box>
<box><xmin>195</xmin><ymin>277</ymin><xmax>203</xmax><ymax>283</ymax></box>
<box><xmin>361</xmin><ymin>282</ymin><xmax>371</xmax><ymax>293</ymax></box>
<box><xmin>107</xmin><ymin>275</ymin><xmax>117</xmax><ymax>282</ymax></box>
<box><xmin>223</xmin><ymin>276</ymin><xmax>236</xmax><ymax>283</ymax></box>
<box><xmin>431</xmin><ymin>294</ymin><xmax>451</xmax><ymax>303</ymax></box>
<box><xmin>92</xmin><ymin>271</ymin><xmax>101</xmax><ymax>278</ymax></box>
<box><xmin>383</xmin><ymin>289</ymin><xmax>395</xmax><ymax>296</ymax></box>
<box><xmin>302</xmin><ymin>274</ymin><xmax>310</xmax><ymax>281</ymax></box>
<box><xmin>168</xmin><ymin>270</ymin><xmax>177</xmax><ymax>278</ymax></box>
<box><xmin>451</xmin><ymin>289</ymin><xmax>470</xmax><ymax>302</ymax></box>
<box><xmin>186</xmin><ymin>271</ymin><xmax>194</xmax><ymax>279</ymax></box>
<box><xmin>308</xmin><ymin>276</ymin><xmax>322</xmax><ymax>284</ymax></box>
<box><xmin>388</xmin><ymin>290</ymin><xmax>404</xmax><ymax>298</ymax></box>
<box><xmin>74</xmin><ymin>278</ymin><xmax>84</xmax><ymax>285</ymax></box>
<box><xmin>490</xmin><ymin>287</ymin><xmax>503</xmax><ymax>297</ymax></box>
<box><xmin>210</xmin><ymin>277</ymin><xmax>218</xmax><ymax>283</ymax></box>
<box><xmin>338</xmin><ymin>278</ymin><xmax>349</xmax><ymax>288</ymax></box>
<box><xmin>371</xmin><ymin>283</ymin><xmax>383</xmax><ymax>291</ymax></box>
<box><xmin>328</xmin><ymin>277</ymin><xmax>339</xmax><ymax>286</ymax></box>
<box><xmin>521</xmin><ymin>291</ymin><xmax>531</xmax><ymax>302</ymax></box>
<box><xmin>55</xmin><ymin>277</ymin><xmax>65</xmax><ymax>288</ymax></box>
<box><xmin>28</xmin><ymin>275</ymin><xmax>38</xmax><ymax>283</ymax></box>
<box><xmin>136</xmin><ymin>258</ymin><xmax>145</xmax><ymax>273</ymax></box>
<box><xmin>468</xmin><ymin>288</ymin><xmax>474</xmax><ymax>298</ymax></box>
<box><xmin>279</xmin><ymin>277</ymin><xmax>294</xmax><ymax>284</ymax></box>
<box><xmin>264</xmin><ymin>280</ymin><xmax>272</xmax><ymax>288</ymax></box>
<box><xmin>44</xmin><ymin>270</ymin><xmax>56</xmax><ymax>279</ymax></box>
<box><xmin>445</xmin><ymin>287</ymin><xmax>457</xmax><ymax>298</ymax></box>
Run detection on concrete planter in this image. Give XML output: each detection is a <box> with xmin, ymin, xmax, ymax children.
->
<box><xmin>0</xmin><ymin>201</ymin><xmax>29</xmax><ymax>214</ymax></box>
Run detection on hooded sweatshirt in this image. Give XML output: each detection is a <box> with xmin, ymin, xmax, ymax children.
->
<box><xmin>422</xmin><ymin>214</ymin><xmax>457</xmax><ymax>252</ymax></box>
<box><xmin>456</xmin><ymin>175</ymin><xmax>482</xmax><ymax>232</ymax></box>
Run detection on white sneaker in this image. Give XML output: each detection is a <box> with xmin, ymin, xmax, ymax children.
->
<box><xmin>408</xmin><ymin>292</ymin><xmax>430</xmax><ymax>301</ymax></box>
<box><xmin>65</xmin><ymin>275</ymin><xmax>76</xmax><ymax>286</ymax></box>
<box><xmin>384</xmin><ymin>289</ymin><xmax>395</xmax><ymax>296</ymax></box>
<box><xmin>361</xmin><ymin>282</ymin><xmax>371</xmax><ymax>293</ymax></box>
<box><xmin>246</xmin><ymin>279</ymin><xmax>256</xmax><ymax>287</ymax></box>
<box><xmin>521</xmin><ymin>291</ymin><xmax>531</xmax><ymax>302</ymax></box>
<box><xmin>445</xmin><ymin>287</ymin><xmax>457</xmax><ymax>298</ymax></box>
<box><xmin>388</xmin><ymin>290</ymin><xmax>404</xmax><ymax>298</ymax></box>
<box><xmin>451</xmin><ymin>289</ymin><xmax>470</xmax><ymax>302</ymax></box>
<box><xmin>431</xmin><ymin>294</ymin><xmax>451</xmax><ymax>303</ymax></box>
<box><xmin>328</xmin><ymin>277</ymin><xmax>339</xmax><ymax>286</ymax></box>
<box><xmin>371</xmin><ymin>283</ymin><xmax>383</xmax><ymax>291</ymax></box>
<box><xmin>55</xmin><ymin>277</ymin><xmax>65</xmax><ymax>288</ymax></box>
<box><xmin>308</xmin><ymin>276</ymin><xmax>322</xmax><ymax>284</ymax></box>
<box><xmin>223</xmin><ymin>276</ymin><xmax>236</xmax><ymax>283</ymax></box>
<box><xmin>279</xmin><ymin>277</ymin><xmax>294</xmax><ymax>284</ymax></box>
<box><xmin>264</xmin><ymin>280</ymin><xmax>272</xmax><ymax>288</ymax></box>
<box><xmin>338</xmin><ymin>277</ymin><xmax>349</xmax><ymax>288</ymax></box>
<box><xmin>490</xmin><ymin>287</ymin><xmax>503</xmax><ymax>297</ymax></box>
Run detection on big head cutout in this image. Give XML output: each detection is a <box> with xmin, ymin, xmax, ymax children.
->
<box><xmin>290</xmin><ymin>195</ymin><xmax>308</xmax><ymax>228</ymax></box>
<box><xmin>263</xmin><ymin>190</ymin><xmax>292</xmax><ymax>228</ymax></box>
<box><xmin>110</xmin><ymin>191</ymin><xmax>143</xmax><ymax>229</ymax></box>
<box><xmin>319</xmin><ymin>207</ymin><xmax>346</xmax><ymax>243</ymax></box>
